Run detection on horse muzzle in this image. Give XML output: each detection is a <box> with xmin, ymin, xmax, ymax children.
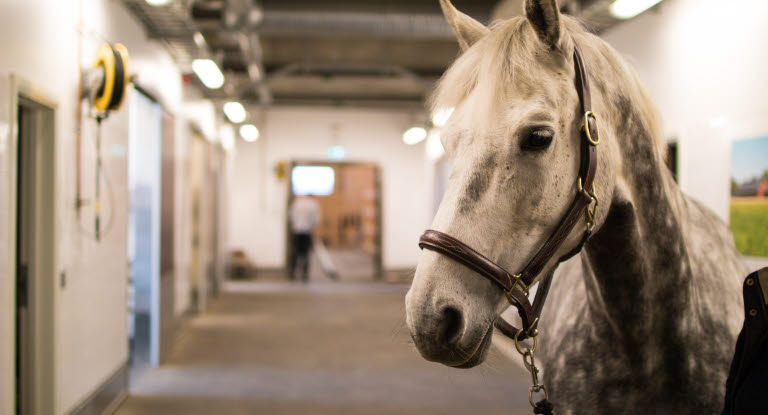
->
<box><xmin>405</xmin><ymin>294</ymin><xmax>493</xmax><ymax>368</ymax></box>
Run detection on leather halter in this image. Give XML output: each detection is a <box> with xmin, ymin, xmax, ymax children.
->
<box><xmin>418</xmin><ymin>47</ymin><xmax>599</xmax><ymax>342</ymax></box>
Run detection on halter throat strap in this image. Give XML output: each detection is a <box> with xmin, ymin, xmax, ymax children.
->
<box><xmin>418</xmin><ymin>46</ymin><xmax>599</xmax><ymax>341</ymax></box>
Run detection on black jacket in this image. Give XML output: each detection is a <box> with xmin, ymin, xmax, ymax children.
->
<box><xmin>722</xmin><ymin>267</ymin><xmax>768</xmax><ymax>415</ymax></box>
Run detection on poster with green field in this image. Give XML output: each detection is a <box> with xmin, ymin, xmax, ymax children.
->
<box><xmin>730</xmin><ymin>136</ymin><xmax>768</xmax><ymax>257</ymax></box>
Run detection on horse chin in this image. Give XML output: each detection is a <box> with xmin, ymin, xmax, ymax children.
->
<box><xmin>449</xmin><ymin>324</ymin><xmax>494</xmax><ymax>369</ymax></box>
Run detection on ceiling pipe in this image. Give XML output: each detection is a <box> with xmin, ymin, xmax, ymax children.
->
<box><xmin>237</xmin><ymin>32</ymin><xmax>272</xmax><ymax>105</ymax></box>
<box><xmin>267</xmin><ymin>62</ymin><xmax>434</xmax><ymax>89</ymax></box>
<box><xmin>194</xmin><ymin>9</ymin><xmax>458</xmax><ymax>40</ymax></box>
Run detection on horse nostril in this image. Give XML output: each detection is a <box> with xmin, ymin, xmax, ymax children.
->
<box><xmin>438</xmin><ymin>306</ymin><xmax>464</xmax><ymax>345</ymax></box>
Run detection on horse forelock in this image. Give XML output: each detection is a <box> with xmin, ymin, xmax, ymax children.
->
<box><xmin>431</xmin><ymin>14</ymin><xmax>666</xmax><ymax>159</ymax></box>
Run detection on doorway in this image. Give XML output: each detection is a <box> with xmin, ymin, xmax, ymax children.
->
<box><xmin>188</xmin><ymin>130</ymin><xmax>221</xmax><ymax>311</ymax></box>
<box><xmin>287</xmin><ymin>162</ymin><xmax>383</xmax><ymax>281</ymax></box>
<box><xmin>12</xmin><ymin>79</ymin><xmax>56</xmax><ymax>415</ymax></box>
<box><xmin>127</xmin><ymin>87</ymin><xmax>162</xmax><ymax>368</ymax></box>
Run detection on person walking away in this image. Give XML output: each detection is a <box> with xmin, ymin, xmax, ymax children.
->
<box><xmin>289</xmin><ymin>195</ymin><xmax>321</xmax><ymax>282</ymax></box>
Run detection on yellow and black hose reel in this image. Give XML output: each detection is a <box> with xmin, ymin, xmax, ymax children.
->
<box><xmin>78</xmin><ymin>42</ymin><xmax>129</xmax><ymax>241</ymax></box>
<box><xmin>84</xmin><ymin>42</ymin><xmax>130</xmax><ymax>114</ymax></box>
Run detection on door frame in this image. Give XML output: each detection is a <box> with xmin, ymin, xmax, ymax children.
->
<box><xmin>8</xmin><ymin>74</ymin><xmax>58</xmax><ymax>415</ymax></box>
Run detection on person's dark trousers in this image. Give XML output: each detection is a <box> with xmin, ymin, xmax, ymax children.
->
<box><xmin>722</xmin><ymin>267</ymin><xmax>768</xmax><ymax>415</ymax></box>
<box><xmin>291</xmin><ymin>233</ymin><xmax>313</xmax><ymax>282</ymax></box>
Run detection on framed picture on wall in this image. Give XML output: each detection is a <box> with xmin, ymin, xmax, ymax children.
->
<box><xmin>729</xmin><ymin>136</ymin><xmax>768</xmax><ymax>258</ymax></box>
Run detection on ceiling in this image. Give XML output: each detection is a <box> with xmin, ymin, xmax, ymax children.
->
<box><xmin>122</xmin><ymin>0</ymin><xmax>636</xmax><ymax>109</ymax></box>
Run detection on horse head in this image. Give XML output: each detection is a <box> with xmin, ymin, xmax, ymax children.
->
<box><xmin>406</xmin><ymin>0</ymin><xmax>622</xmax><ymax>368</ymax></box>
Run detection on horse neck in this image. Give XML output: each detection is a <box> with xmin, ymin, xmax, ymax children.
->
<box><xmin>581</xmin><ymin>92</ymin><xmax>693</xmax><ymax>346</ymax></box>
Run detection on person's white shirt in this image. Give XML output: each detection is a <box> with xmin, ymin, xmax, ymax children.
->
<box><xmin>289</xmin><ymin>196</ymin><xmax>321</xmax><ymax>234</ymax></box>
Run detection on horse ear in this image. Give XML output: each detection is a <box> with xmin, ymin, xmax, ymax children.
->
<box><xmin>439</xmin><ymin>0</ymin><xmax>490</xmax><ymax>51</ymax></box>
<box><xmin>524</xmin><ymin>0</ymin><xmax>561</xmax><ymax>49</ymax></box>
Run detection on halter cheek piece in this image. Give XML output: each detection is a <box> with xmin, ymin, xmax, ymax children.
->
<box><xmin>418</xmin><ymin>47</ymin><xmax>600</xmax><ymax>343</ymax></box>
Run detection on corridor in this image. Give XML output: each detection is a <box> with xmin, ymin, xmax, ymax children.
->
<box><xmin>4</xmin><ymin>1</ymin><xmax>768</xmax><ymax>414</ymax></box>
<box><xmin>115</xmin><ymin>281</ymin><xmax>532</xmax><ymax>415</ymax></box>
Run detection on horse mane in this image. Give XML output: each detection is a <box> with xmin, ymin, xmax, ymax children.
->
<box><xmin>430</xmin><ymin>15</ymin><xmax>665</xmax><ymax>158</ymax></box>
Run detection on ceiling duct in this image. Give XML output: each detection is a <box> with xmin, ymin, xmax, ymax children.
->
<box><xmin>122</xmin><ymin>0</ymin><xmax>202</xmax><ymax>66</ymax></box>
<box><xmin>195</xmin><ymin>9</ymin><xmax>457</xmax><ymax>40</ymax></box>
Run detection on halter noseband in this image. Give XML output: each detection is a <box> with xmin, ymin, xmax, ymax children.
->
<box><xmin>418</xmin><ymin>47</ymin><xmax>600</xmax><ymax>343</ymax></box>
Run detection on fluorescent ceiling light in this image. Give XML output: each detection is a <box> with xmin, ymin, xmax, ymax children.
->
<box><xmin>192</xmin><ymin>59</ymin><xmax>225</xmax><ymax>89</ymax></box>
<box><xmin>240</xmin><ymin>124</ymin><xmax>260</xmax><ymax>142</ymax></box>
<box><xmin>403</xmin><ymin>127</ymin><xmax>428</xmax><ymax>145</ymax></box>
<box><xmin>145</xmin><ymin>0</ymin><xmax>171</xmax><ymax>7</ymax></box>
<box><xmin>223</xmin><ymin>101</ymin><xmax>247</xmax><ymax>124</ymax></box>
<box><xmin>610</xmin><ymin>0</ymin><xmax>664</xmax><ymax>20</ymax></box>
<box><xmin>432</xmin><ymin>107</ymin><xmax>454</xmax><ymax>127</ymax></box>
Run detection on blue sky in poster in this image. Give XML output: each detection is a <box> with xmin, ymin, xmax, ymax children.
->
<box><xmin>731</xmin><ymin>136</ymin><xmax>768</xmax><ymax>184</ymax></box>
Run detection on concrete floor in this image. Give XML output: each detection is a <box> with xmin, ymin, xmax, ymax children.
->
<box><xmin>115</xmin><ymin>280</ymin><xmax>534</xmax><ymax>415</ymax></box>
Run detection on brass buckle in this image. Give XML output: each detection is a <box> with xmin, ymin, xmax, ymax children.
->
<box><xmin>504</xmin><ymin>274</ymin><xmax>527</xmax><ymax>304</ymax></box>
<box><xmin>514</xmin><ymin>326</ymin><xmax>539</xmax><ymax>355</ymax></box>
<box><xmin>583</xmin><ymin>111</ymin><xmax>600</xmax><ymax>146</ymax></box>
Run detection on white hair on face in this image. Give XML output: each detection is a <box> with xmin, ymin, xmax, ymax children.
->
<box><xmin>429</xmin><ymin>15</ymin><xmax>665</xmax><ymax>158</ymax></box>
<box><xmin>429</xmin><ymin>17</ymin><xmax>537</xmax><ymax>131</ymax></box>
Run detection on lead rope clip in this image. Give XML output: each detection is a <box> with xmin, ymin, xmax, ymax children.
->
<box><xmin>516</xmin><ymin>333</ymin><xmax>554</xmax><ymax>414</ymax></box>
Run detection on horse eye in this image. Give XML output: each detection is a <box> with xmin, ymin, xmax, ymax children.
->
<box><xmin>520</xmin><ymin>127</ymin><xmax>554</xmax><ymax>151</ymax></box>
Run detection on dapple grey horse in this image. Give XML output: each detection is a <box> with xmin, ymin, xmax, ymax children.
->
<box><xmin>406</xmin><ymin>1</ymin><xmax>746</xmax><ymax>413</ymax></box>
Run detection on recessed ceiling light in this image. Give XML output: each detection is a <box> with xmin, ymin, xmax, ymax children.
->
<box><xmin>223</xmin><ymin>102</ymin><xmax>247</xmax><ymax>124</ymax></box>
<box><xmin>192</xmin><ymin>59</ymin><xmax>224</xmax><ymax>89</ymax></box>
<box><xmin>145</xmin><ymin>0</ymin><xmax>171</xmax><ymax>7</ymax></box>
<box><xmin>610</xmin><ymin>0</ymin><xmax>664</xmax><ymax>20</ymax></box>
<box><xmin>240</xmin><ymin>124</ymin><xmax>260</xmax><ymax>142</ymax></box>
<box><xmin>403</xmin><ymin>127</ymin><xmax>428</xmax><ymax>145</ymax></box>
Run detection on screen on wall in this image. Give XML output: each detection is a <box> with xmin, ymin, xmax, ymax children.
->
<box><xmin>292</xmin><ymin>166</ymin><xmax>335</xmax><ymax>196</ymax></box>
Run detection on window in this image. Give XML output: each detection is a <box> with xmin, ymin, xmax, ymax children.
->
<box><xmin>291</xmin><ymin>166</ymin><xmax>335</xmax><ymax>196</ymax></box>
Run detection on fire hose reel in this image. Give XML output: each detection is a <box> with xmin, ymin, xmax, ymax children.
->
<box><xmin>82</xmin><ymin>42</ymin><xmax>130</xmax><ymax>115</ymax></box>
<box><xmin>77</xmin><ymin>42</ymin><xmax>130</xmax><ymax>241</ymax></box>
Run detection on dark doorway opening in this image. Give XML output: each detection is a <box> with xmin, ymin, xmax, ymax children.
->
<box><xmin>13</xmin><ymin>89</ymin><xmax>56</xmax><ymax>415</ymax></box>
<box><xmin>15</xmin><ymin>100</ymin><xmax>30</xmax><ymax>415</ymax></box>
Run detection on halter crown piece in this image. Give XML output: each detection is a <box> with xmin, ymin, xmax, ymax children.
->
<box><xmin>418</xmin><ymin>47</ymin><xmax>600</xmax><ymax>413</ymax></box>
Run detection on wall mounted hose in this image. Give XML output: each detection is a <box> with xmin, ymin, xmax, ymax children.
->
<box><xmin>77</xmin><ymin>42</ymin><xmax>130</xmax><ymax>241</ymax></box>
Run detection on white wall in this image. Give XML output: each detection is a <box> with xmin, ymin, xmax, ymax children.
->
<box><xmin>0</xmin><ymin>0</ymin><xmax>186</xmax><ymax>413</ymax></box>
<box><xmin>228</xmin><ymin>107</ymin><xmax>432</xmax><ymax>270</ymax></box>
<box><xmin>601</xmin><ymin>0</ymin><xmax>768</xmax><ymax>220</ymax></box>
